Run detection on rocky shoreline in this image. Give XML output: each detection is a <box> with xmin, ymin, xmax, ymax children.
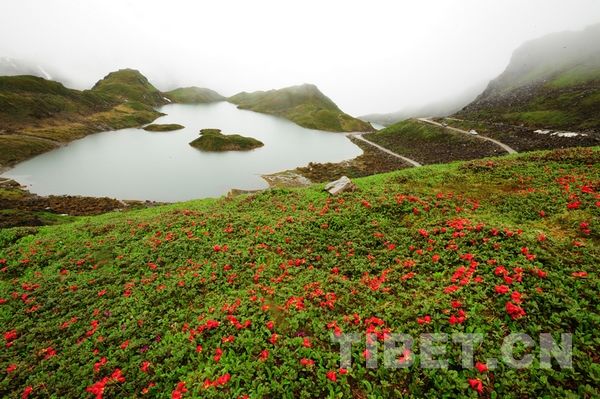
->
<box><xmin>0</xmin><ymin>178</ymin><xmax>163</xmax><ymax>228</ymax></box>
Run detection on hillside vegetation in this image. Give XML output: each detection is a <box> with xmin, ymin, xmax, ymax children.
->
<box><xmin>364</xmin><ymin>119</ymin><xmax>503</xmax><ymax>164</ymax></box>
<box><xmin>0</xmin><ymin>147</ymin><xmax>598</xmax><ymax>398</ymax></box>
<box><xmin>229</xmin><ymin>84</ymin><xmax>374</xmax><ymax>132</ymax></box>
<box><xmin>91</xmin><ymin>69</ymin><xmax>167</xmax><ymax>107</ymax></box>
<box><xmin>0</xmin><ymin>70</ymin><xmax>167</xmax><ymax>168</ymax></box>
<box><xmin>458</xmin><ymin>24</ymin><xmax>600</xmax><ymax>131</ymax></box>
<box><xmin>189</xmin><ymin>129</ymin><xmax>264</xmax><ymax>152</ymax></box>
<box><xmin>164</xmin><ymin>87</ymin><xmax>225</xmax><ymax>104</ymax></box>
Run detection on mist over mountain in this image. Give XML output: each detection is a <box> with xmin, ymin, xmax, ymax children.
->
<box><xmin>458</xmin><ymin>23</ymin><xmax>600</xmax><ymax>131</ymax></box>
<box><xmin>359</xmin><ymin>82</ymin><xmax>488</xmax><ymax>126</ymax></box>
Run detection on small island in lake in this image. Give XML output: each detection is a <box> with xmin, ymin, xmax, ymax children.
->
<box><xmin>143</xmin><ymin>123</ymin><xmax>185</xmax><ymax>132</ymax></box>
<box><xmin>189</xmin><ymin>129</ymin><xmax>264</xmax><ymax>151</ymax></box>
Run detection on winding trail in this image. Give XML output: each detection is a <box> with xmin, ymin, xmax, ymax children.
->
<box><xmin>417</xmin><ymin>118</ymin><xmax>518</xmax><ymax>154</ymax></box>
<box><xmin>348</xmin><ymin>133</ymin><xmax>422</xmax><ymax>167</ymax></box>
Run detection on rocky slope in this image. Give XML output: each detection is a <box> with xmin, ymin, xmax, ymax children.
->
<box><xmin>457</xmin><ymin>23</ymin><xmax>600</xmax><ymax>132</ymax></box>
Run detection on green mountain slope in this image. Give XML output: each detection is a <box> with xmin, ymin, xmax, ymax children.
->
<box><xmin>458</xmin><ymin>23</ymin><xmax>600</xmax><ymax>131</ymax></box>
<box><xmin>0</xmin><ymin>75</ymin><xmax>114</xmax><ymax>129</ymax></box>
<box><xmin>229</xmin><ymin>84</ymin><xmax>374</xmax><ymax>132</ymax></box>
<box><xmin>91</xmin><ymin>69</ymin><xmax>167</xmax><ymax>106</ymax></box>
<box><xmin>0</xmin><ymin>70</ymin><xmax>165</xmax><ymax>168</ymax></box>
<box><xmin>164</xmin><ymin>86</ymin><xmax>225</xmax><ymax>103</ymax></box>
<box><xmin>0</xmin><ymin>147</ymin><xmax>598</xmax><ymax>398</ymax></box>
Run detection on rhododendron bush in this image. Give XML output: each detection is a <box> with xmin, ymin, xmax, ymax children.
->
<box><xmin>0</xmin><ymin>148</ymin><xmax>598</xmax><ymax>398</ymax></box>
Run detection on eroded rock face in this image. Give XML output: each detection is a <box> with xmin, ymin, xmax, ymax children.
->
<box><xmin>324</xmin><ymin>176</ymin><xmax>356</xmax><ymax>195</ymax></box>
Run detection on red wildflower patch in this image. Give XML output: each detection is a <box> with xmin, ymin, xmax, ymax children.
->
<box><xmin>326</xmin><ymin>370</ymin><xmax>337</xmax><ymax>382</ymax></box>
<box><xmin>505</xmin><ymin>301</ymin><xmax>526</xmax><ymax>320</ymax></box>
<box><xmin>171</xmin><ymin>381</ymin><xmax>188</xmax><ymax>399</ymax></box>
<box><xmin>468</xmin><ymin>378</ymin><xmax>483</xmax><ymax>394</ymax></box>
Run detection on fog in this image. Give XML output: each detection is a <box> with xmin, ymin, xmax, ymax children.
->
<box><xmin>0</xmin><ymin>0</ymin><xmax>598</xmax><ymax>115</ymax></box>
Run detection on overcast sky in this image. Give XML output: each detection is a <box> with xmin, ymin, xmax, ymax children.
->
<box><xmin>1</xmin><ymin>0</ymin><xmax>599</xmax><ymax>115</ymax></box>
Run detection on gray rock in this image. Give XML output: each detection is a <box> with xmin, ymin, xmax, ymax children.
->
<box><xmin>324</xmin><ymin>176</ymin><xmax>356</xmax><ymax>195</ymax></box>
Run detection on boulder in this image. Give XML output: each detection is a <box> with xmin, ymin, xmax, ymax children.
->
<box><xmin>324</xmin><ymin>176</ymin><xmax>356</xmax><ymax>195</ymax></box>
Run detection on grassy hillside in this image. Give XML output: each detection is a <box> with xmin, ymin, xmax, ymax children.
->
<box><xmin>364</xmin><ymin>119</ymin><xmax>503</xmax><ymax>164</ymax></box>
<box><xmin>229</xmin><ymin>84</ymin><xmax>374</xmax><ymax>132</ymax></box>
<box><xmin>0</xmin><ymin>71</ymin><xmax>165</xmax><ymax>168</ymax></box>
<box><xmin>189</xmin><ymin>129</ymin><xmax>264</xmax><ymax>151</ymax></box>
<box><xmin>458</xmin><ymin>24</ymin><xmax>600</xmax><ymax>131</ymax></box>
<box><xmin>91</xmin><ymin>69</ymin><xmax>166</xmax><ymax>107</ymax></box>
<box><xmin>0</xmin><ymin>75</ymin><xmax>114</xmax><ymax>129</ymax></box>
<box><xmin>164</xmin><ymin>87</ymin><xmax>225</xmax><ymax>104</ymax></box>
<box><xmin>0</xmin><ymin>147</ymin><xmax>598</xmax><ymax>398</ymax></box>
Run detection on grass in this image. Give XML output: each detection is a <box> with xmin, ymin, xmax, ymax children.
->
<box><xmin>143</xmin><ymin>124</ymin><xmax>185</xmax><ymax>132</ymax></box>
<box><xmin>364</xmin><ymin>119</ymin><xmax>502</xmax><ymax>164</ymax></box>
<box><xmin>0</xmin><ymin>135</ymin><xmax>58</xmax><ymax>166</ymax></box>
<box><xmin>228</xmin><ymin>84</ymin><xmax>373</xmax><ymax>133</ymax></box>
<box><xmin>91</xmin><ymin>69</ymin><xmax>166</xmax><ymax>107</ymax></box>
<box><xmin>189</xmin><ymin>129</ymin><xmax>264</xmax><ymax>151</ymax></box>
<box><xmin>0</xmin><ymin>147</ymin><xmax>598</xmax><ymax>398</ymax></box>
<box><xmin>502</xmin><ymin>110</ymin><xmax>574</xmax><ymax>127</ymax></box>
<box><xmin>164</xmin><ymin>87</ymin><xmax>225</xmax><ymax>104</ymax></box>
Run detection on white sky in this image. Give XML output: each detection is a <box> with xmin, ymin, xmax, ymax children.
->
<box><xmin>0</xmin><ymin>0</ymin><xmax>599</xmax><ymax>115</ymax></box>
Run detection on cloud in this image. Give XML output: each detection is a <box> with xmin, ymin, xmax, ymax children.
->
<box><xmin>0</xmin><ymin>0</ymin><xmax>598</xmax><ymax>115</ymax></box>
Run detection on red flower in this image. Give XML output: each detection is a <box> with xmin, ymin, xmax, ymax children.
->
<box><xmin>326</xmin><ymin>371</ymin><xmax>337</xmax><ymax>382</ymax></box>
<box><xmin>505</xmin><ymin>301</ymin><xmax>526</xmax><ymax>320</ymax></box>
<box><xmin>266</xmin><ymin>320</ymin><xmax>275</xmax><ymax>330</ymax></box>
<box><xmin>22</xmin><ymin>386</ymin><xmax>33</xmax><ymax>399</ymax></box>
<box><xmin>302</xmin><ymin>337</ymin><xmax>312</xmax><ymax>348</ymax></box>
<box><xmin>495</xmin><ymin>285</ymin><xmax>509</xmax><ymax>294</ymax></box>
<box><xmin>4</xmin><ymin>329</ymin><xmax>17</xmax><ymax>342</ymax></box>
<box><xmin>572</xmin><ymin>271</ymin><xmax>588</xmax><ymax>278</ymax></box>
<box><xmin>216</xmin><ymin>373</ymin><xmax>231</xmax><ymax>386</ymax></box>
<box><xmin>6</xmin><ymin>363</ymin><xmax>17</xmax><ymax>373</ymax></box>
<box><xmin>111</xmin><ymin>368</ymin><xmax>125</xmax><ymax>383</ymax></box>
<box><xmin>300</xmin><ymin>358</ymin><xmax>315</xmax><ymax>367</ymax></box>
<box><xmin>475</xmin><ymin>362</ymin><xmax>488</xmax><ymax>373</ymax></box>
<box><xmin>259</xmin><ymin>349</ymin><xmax>269</xmax><ymax>361</ymax></box>
<box><xmin>510</xmin><ymin>291</ymin><xmax>523</xmax><ymax>304</ymax></box>
<box><xmin>361</xmin><ymin>200</ymin><xmax>372</xmax><ymax>208</ymax></box>
<box><xmin>171</xmin><ymin>382</ymin><xmax>188</xmax><ymax>399</ymax></box>
<box><xmin>451</xmin><ymin>300</ymin><xmax>462</xmax><ymax>308</ymax></box>
<box><xmin>417</xmin><ymin>315</ymin><xmax>431</xmax><ymax>324</ymax></box>
<box><xmin>213</xmin><ymin>348</ymin><xmax>223</xmax><ymax>362</ymax></box>
<box><xmin>140</xmin><ymin>361</ymin><xmax>151</xmax><ymax>373</ymax></box>
<box><xmin>120</xmin><ymin>340</ymin><xmax>130</xmax><ymax>350</ymax></box>
<box><xmin>94</xmin><ymin>357</ymin><xmax>108</xmax><ymax>373</ymax></box>
<box><xmin>468</xmin><ymin>378</ymin><xmax>483</xmax><ymax>394</ymax></box>
<box><xmin>269</xmin><ymin>333</ymin><xmax>279</xmax><ymax>344</ymax></box>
